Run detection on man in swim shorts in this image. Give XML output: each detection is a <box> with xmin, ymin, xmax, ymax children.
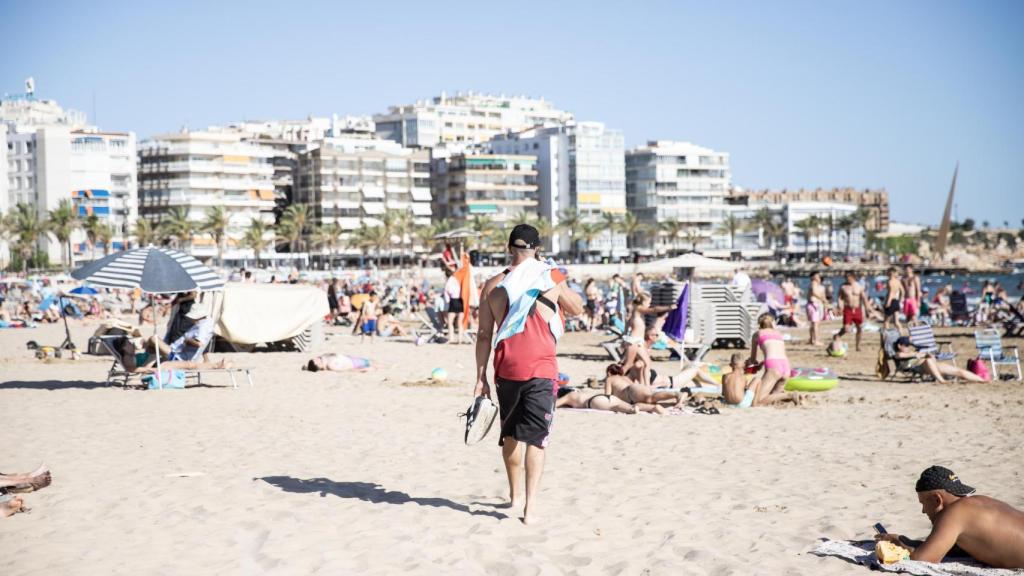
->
<box><xmin>884</xmin><ymin>267</ymin><xmax>905</xmax><ymax>330</ymax></box>
<box><xmin>902</xmin><ymin>264</ymin><xmax>922</xmax><ymax>322</ymax></box>
<box><xmin>838</xmin><ymin>271</ymin><xmax>867</xmax><ymax>351</ymax></box>
<box><xmin>875</xmin><ymin>466</ymin><xmax>1024</xmax><ymax>568</ymax></box>
<box><xmin>474</xmin><ymin>224</ymin><xmax>583</xmax><ymax>525</ymax></box>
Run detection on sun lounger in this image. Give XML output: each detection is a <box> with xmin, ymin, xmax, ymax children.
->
<box><xmin>414</xmin><ymin>308</ymin><xmax>448</xmax><ymax>344</ymax></box>
<box><xmin>908</xmin><ymin>321</ymin><xmax>957</xmax><ymax>365</ymax></box>
<box><xmin>98</xmin><ymin>335</ymin><xmax>255</xmax><ymax>389</ymax></box>
<box><xmin>973</xmin><ymin>329</ymin><xmax>1021</xmax><ymax>381</ymax></box>
<box><xmin>881</xmin><ymin>328</ymin><xmax>926</xmax><ymax>382</ymax></box>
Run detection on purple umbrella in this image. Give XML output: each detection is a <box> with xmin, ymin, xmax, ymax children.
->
<box><xmin>750</xmin><ymin>279</ymin><xmax>784</xmax><ymax>307</ymax></box>
<box><xmin>662</xmin><ymin>283</ymin><xmax>690</xmax><ymax>342</ymax></box>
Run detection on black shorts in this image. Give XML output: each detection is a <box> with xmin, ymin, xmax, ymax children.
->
<box><xmin>884</xmin><ymin>300</ymin><xmax>900</xmax><ymax>317</ymax></box>
<box><xmin>448</xmin><ymin>298</ymin><xmax>464</xmax><ymax>313</ymax></box>
<box><xmin>496</xmin><ymin>377</ymin><xmax>556</xmax><ymax>448</ymax></box>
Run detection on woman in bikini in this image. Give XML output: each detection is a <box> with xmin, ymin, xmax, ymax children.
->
<box><xmin>747</xmin><ymin>313</ymin><xmax>793</xmax><ymax>403</ymax></box>
<box><xmin>555</xmin><ymin>386</ymin><xmax>666</xmax><ymax>414</ymax></box>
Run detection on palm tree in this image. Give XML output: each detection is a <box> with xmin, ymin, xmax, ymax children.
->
<box><xmin>201</xmin><ymin>206</ymin><xmax>231</xmax><ymax>267</ymax></box>
<box><xmin>804</xmin><ymin>215</ymin><xmax>825</xmax><ymax>256</ymax></box>
<box><xmin>533</xmin><ymin>217</ymin><xmax>555</xmax><ymax>249</ymax></box>
<box><xmin>393</xmin><ymin>210</ymin><xmax>416</xmax><ymax>266</ymax></box>
<box><xmin>351</xmin><ymin>223</ymin><xmax>389</xmax><ymax>268</ymax></box>
<box><xmin>278</xmin><ymin>204</ymin><xmax>311</xmax><ymax>255</ymax></box>
<box><xmin>557</xmin><ymin>208</ymin><xmax>581</xmax><ymax>261</ymax></box>
<box><xmin>242</xmin><ymin>218</ymin><xmax>269</xmax><ymax>268</ymax></box>
<box><xmin>9</xmin><ymin>203</ymin><xmax>46</xmax><ymax>273</ymax></box>
<box><xmin>618</xmin><ymin>212</ymin><xmax>646</xmax><ymax>253</ymax></box>
<box><xmin>511</xmin><ymin>211</ymin><xmax>534</xmax><ymax>226</ymax></box>
<box><xmin>83</xmin><ymin>213</ymin><xmax>104</xmax><ymax>260</ymax></box>
<box><xmin>312</xmin><ymin>222</ymin><xmax>346</xmax><ymax>268</ymax></box>
<box><xmin>0</xmin><ymin>210</ymin><xmax>10</xmax><ymax>270</ymax></box>
<box><xmin>600</xmin><ymin>212</ymin><xmax>621</xmax><ymax>259</ymax></box>
<box><xmin>716</xmin><ymin>213</ymin><xmax>741</xmax><ymax>251</ymax></box>
<box><xmin>793</xmin><ymin>218</ymin><xmax>815</xmax><ymax>259</ymax></box>
<box><xmin>468</xmin><ymin>214</ymin><xmax>494</xmax><ymax>252</ymax></box>
<box><xmin>683</xmin><ymin>228</ymin><xmax>703</xmax><ymax>252</ymax></box>
<box><xmin>160</xmin><ymin>207</ymin><xmax>194</xmax><ymax>251</ymax></box>
<box><xmin>659</xmin><ymin>220</ymin><xmax>685</xmax><ymax>256</ymax></box>
<box><xmin>825</xmin><ymin>213</ymin><xmax>837</xmax><ymax>255</ymax></box>
<box><xmin>763</xmin><ymin>218</ymin><xmax>787</xmax><ymax>251</ymax></box>
<box><xmin>96</xmin><ymin>225</ymin><xmax>114</xmax><ymax>256</ymax></box>
<box><xmin>577</xmin><ymin>222</ymin><xmax>603</xmax><ymax>260</ymax></box>
<box><xmin>46</xmin><ymin>199</ymin><xmax>79</xmax><ymax>270</ymax></box>
<box><xmin>748</xmin><ymin>208</ymin><xmax>777</xmax><ymax>249</ymax></box>
<box><xmin>133</xmin><ymin>217</ymin><xmax>158</xmax><ymax>248</ymax></box>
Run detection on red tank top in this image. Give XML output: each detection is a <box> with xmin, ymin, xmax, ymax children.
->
<box><xmin>493</xmin><ymin>268</ymin><xmax>564</xmax><ymax>382</ymax></box>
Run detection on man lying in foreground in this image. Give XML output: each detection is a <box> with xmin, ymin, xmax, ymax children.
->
<box><xmin>875</xmin><ymin>466</ymin><xmax>1024</xmax><ymax>568</ymax></box>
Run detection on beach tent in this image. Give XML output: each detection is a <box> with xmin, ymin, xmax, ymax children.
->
<box><xmin>71</xmin><ymin>247</ymin><xmax>225</xmax><ymax>381</ymax></box>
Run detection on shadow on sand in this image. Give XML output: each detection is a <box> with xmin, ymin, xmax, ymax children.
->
<box><xmin>257</xmin><ymin>476</ymin><xmax>507</xmax><ymax>519</ymax></box>
<box><xmin>0</xmin><ymin>379</ymin><xmax>110</xmax><ymax>390</ymax></box>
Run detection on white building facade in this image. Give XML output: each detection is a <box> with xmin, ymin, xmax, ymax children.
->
<box><xmin>137</xmin><ymin>131</ymin><xmax>276</xmax><ymax>263</ymax></box>
<box><xmin>625</xmin><ymin>140</ymin><xmax>730</xmax><ymax>254</ymax></box>
<box><xmin>1</xmin><ymin>90</ymin><xmax>137</xmax><ymax>267</ymax></box>
<box><xmin>374</xmin><ymin>92</ymin><xmax>573</xmax><ymax>149</ymax></box>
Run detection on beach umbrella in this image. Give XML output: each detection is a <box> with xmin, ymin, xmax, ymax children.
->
<box><xmin>71</xmin><ymin>247</ymin><xmax>224</xmax><ymax>382</ymax></box>
<box><xmin>69</xmin><ymin>285</ymin><xmax>99</xmax><ymax>295</ymax></box>
<box><xmin>750</xmin><ymin>279</ymin><xmax>784</xmax><ymax>306</ymax></box>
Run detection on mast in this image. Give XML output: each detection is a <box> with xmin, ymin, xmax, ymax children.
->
<box><xmin>934</xmin><ymin>163</ymin><xmax>958</xmax><ymax>260</ymax></box>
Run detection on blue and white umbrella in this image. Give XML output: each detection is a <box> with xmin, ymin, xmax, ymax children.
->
<box><xmin>71</xmin><ymin>247</ymin><xmax>223</xmax><ymax>294</ymax></box>
<box><xmin>71</xmin><ymin>247</ymin><xmax>224</xmax><ymax>385</ymax></box>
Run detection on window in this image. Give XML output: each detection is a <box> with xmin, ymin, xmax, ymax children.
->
<box><xmin>26</xmin><ymin>141</ymin><xmax>33</xmax><ymax>152</ymax></box>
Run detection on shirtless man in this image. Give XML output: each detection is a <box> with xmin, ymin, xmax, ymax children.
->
<box><xmin>806</xmin><ymin>272</ymin><xmax>827</xmax><ymax>346</ymax></box>
<box><xmin>837</xmin><ymin>271</ymin><xmax>867</xmax><ymax>351</ymax></box>
<box><xmin>353</xmin><ymin>291</ymin><xmax>379</xmax><ymax>343</ymax></box>
<box><xmin>902</xmin><ymin>264</ymin><xmax>923</xmax><ymax>323</ymax></box>
<box><xmin>474</xmin><ymin>224</ymin><xmax>584</xmax><ymax>525</ymax></box>
<box><xmin>884</xmin><ymin>267</ymin><xmax>905</xmax><ymax>330</ymax></box>
<box><xmin>876</xmin><ymin>466</ymin><xmax>1024</xmax><ymax>568</ymax></box>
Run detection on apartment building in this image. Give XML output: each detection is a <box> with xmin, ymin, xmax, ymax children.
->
<box><xmin>137</xmin><ymin>131</ymin><xmax>275</xmax><ymax>262</ymax></box>
<box><xmin>730</xmin><ymin>187</ymin><xmax>889</xmax><ymax>232</ymax></box>
<box><xmin>432</xmin><ymin>153</ymin><xmax>539</xmax><ymax>226</ymax></box>
<box><xmin>374</xmin><ymin>91</ymin><xmax>573</xmax><ymax>148</ymax></box>
<box><xmin>625</xmin><ymin>140</ymin><xmax>730</xmax><ymax>254</ymax></box>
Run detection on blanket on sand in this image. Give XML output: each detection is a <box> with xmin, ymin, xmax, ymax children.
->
<box><xmin>811</xmin><ymin>539</ymin><xmax>1023</xmax><ymax>576</ymax></box>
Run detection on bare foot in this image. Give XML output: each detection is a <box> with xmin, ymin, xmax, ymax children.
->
<box><xmin>521</xmin><ymin>511</ymin><xmax>541</xmax><ymax>526</ymax></box>
<box><xmin>1</xmin><ymin>497</ymin><xmax>26</xmax><ymax>518</ymax></box>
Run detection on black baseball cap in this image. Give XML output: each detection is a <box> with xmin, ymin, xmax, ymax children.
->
<box><xmin>508</xmin><ymin>224</ymin><xmax>541</xmax><ymax>249</ymax></box>
<box><xmin>915</xmin><ymin>465</ymin><xmax>975</xmax><ymax>496</ymax></box>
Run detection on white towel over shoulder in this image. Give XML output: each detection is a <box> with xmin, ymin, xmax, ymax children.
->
<box><xmin>494</xmin><ymin>258</ymin><xmax>563</xmax><ymax>347</ymax></box>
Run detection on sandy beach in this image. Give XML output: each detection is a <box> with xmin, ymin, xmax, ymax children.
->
<box><xmin>1</xmin><ymin>317</ymin><xmax>1022</xmax><ymax>575</ymax></box>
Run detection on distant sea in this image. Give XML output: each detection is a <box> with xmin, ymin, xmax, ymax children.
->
<box><xmin>795</xmin><ymin>272</ymin><xmax>1024</xmax><ymax>301</ymax></box>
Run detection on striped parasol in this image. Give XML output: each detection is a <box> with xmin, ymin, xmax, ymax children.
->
<box><xmin>71</xmin><ymin>247</ymin><xmax>224</xmax><ymax>294</ymax></box>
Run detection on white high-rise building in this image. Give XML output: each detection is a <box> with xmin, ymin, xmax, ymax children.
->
<box><xmin>295</xmin><ymin>134</ymin><xmax>432</xmax><ymax>252</ymax></box>
<box><xmin>374</xmin><ymin>92</ymin><xmax>574</xmax><ymax>149</ymax></box>
<box><xmin>137</xmin><ymin>131</ymin><xmax>276</xmax><ymax>263</ymax></box>
<box><xmin>625</xmin><ymin>140</ymin><xmax>730</xmax><ymax>254</ymax></box>
<box><xmin>1</xmin><ymin>87</ymin><xmax>137</xmax><ymax>267</ymax></box>
<box><xmin>488</xmin><ymin>122</ymin><xmax>626</xmax><ymax>259</ymax></box>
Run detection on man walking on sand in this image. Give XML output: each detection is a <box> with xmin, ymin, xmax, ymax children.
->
<box><xmin>474</xmin><ymin>224</ymin><xmax>584</xmax><ymax>525</ymax></box>
<box><xmin>837</xmin><ymin>271</ymin><xmax>867</xmax><ymax>351</ymax></box>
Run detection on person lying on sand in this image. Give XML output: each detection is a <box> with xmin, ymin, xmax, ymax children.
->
<box><xmin>605</xmin><ymin>364</ymin><xmax>684</xmax><ymax>407</ymax></box>
<box><xmin>555</xmin><ymin>386</ymin><xmax>666</xmax><ymax>414</ymax></box>
<box><xmin>875</xmin><ymin>466</ymin><xmax>1024</xmax><ymax>568</ymax></box>
<box><xmin>303</xmin><ymin>353</ymin><xmax>372</xmax><ymax>372</ymax></box>
<box><xmin>1</xmin><ymin>464</ymin><xmax>51</xmax><ymax>519</ymax></box>
<box><xmin>894</xmin><ymin>337</ymin><xmax>987</xmax><ymax>383</ymax></box>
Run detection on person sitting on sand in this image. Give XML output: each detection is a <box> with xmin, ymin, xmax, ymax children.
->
<box><xmin>875</xmin><ymin>465</ymin><xmax>1024</xmax><ymax>568</ymax></box>
<box><xmin>353</xmin><ymin>291</ymin><xmax>379</xmax><ymax>343</ymax></box>
<box><xmin>555</xmin><ymin>386</ymin><xmax>666</xmax><ymax>414</ymax></box>
<box><xmin>1</xmin><ymin>464</ymin><xmax>51</xmax><ymax>518</ymax></box>
<box><xmin>894</xmin><ymin>337</ymin><xmax>987</xmax><ymax>383</ymax></box>
<box><xmin>302</xmin><ymin>353</ymin><xmax>372</xmax><ymax>372</ymax></box>
<box><xmin>376</xmin><ymin>306</ymin><xmax>408</xmax><ymax>338</ymax></box>
<box><xmin>721</xmin><ymin>353</ymin><xmax>803</xmax><ymax>407</ymax></box>
<box><xmin>747</xmin><ymin>314</ymin><xmax>793</xmax><ymax>402</ymax></box>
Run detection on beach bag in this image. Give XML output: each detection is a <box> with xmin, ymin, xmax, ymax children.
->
<box><xmin>966</xmin><ymin>358</ymin><xmax>990</xmax><ymax>381</ymax></box>
<box><xmin>144</xmin><ymin>369</ymin><xmax>187</xmax><ymax>389</ymax></box>
<box><xmin>875</xmin><ymin>348</ymin><xmax>890</xmax><ymax>380</ymax></box>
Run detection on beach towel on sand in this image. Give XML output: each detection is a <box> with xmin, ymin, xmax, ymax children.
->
<box><xmin>811</xmin><ymin>539</ymin><xmax>1021</xmax><ymax>576</ymax></box>
<box><xmin>494</xmin><ymin>258</ymin><xmax>563</xmax><ymax>347</ymax></box>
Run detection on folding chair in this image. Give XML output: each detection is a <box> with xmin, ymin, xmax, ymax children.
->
<box><xmin>908</xmin><ymin>321</ymin><xmax>956</xmax><ymax>366</ymax></box>
<box><xmin>974</xmin><ymin>329</ymin><xmax>1022</xmax><ymax>381</ymax></box>
<box><xmin>98</xmin><ymin>335</ymin><xmax>255</xmax><ymax>389</ymax></box>
<box><xmin>881</xmin><ymin>328</ymin><xmax>927</xmax><ymax>382</ymax></box>
<box><xmin>414</xmin><ymin>308</ymin><xmax>449</xmax><ymax>344</ymax></box>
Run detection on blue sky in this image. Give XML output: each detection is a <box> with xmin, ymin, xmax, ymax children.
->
<box><xmin>2</xmin><ymin>0</ymin><xmax>1022</xmax><ymax>226</ymax></box>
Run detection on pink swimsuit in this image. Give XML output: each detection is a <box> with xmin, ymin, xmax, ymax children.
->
<box><xmin>757</xmin><ymin>330</ymin><xmax>791</xmax><ymax>377</ymax></box>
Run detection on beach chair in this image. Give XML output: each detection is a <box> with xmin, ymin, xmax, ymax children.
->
<box><xmin>880</xmin><ymin>328</ymin><xmax>926</xmax><ymax>382</ymax></box>
<box><xmin>908</xmin><ymin>321</ymin><xmax>957</xmax><ymax>366</ymax></box>
<box><xmin>996</xmin><ymin>301</ymin><xmax>1024</xmax><ymax>337</ymax></box>
<box><xmin>414</xmin><ymin>308</ymin><xmax>448</xmax><ymax>344</ymax></box>
<box><xmin>973</xmin><ymin>329</ymin><xmax>1021</xmax><ymax>381</ymax></box>
<box><xmin>98</xmin><ymin>335</ymin><xmax>255</xmax><ymax>389</ymax></box>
